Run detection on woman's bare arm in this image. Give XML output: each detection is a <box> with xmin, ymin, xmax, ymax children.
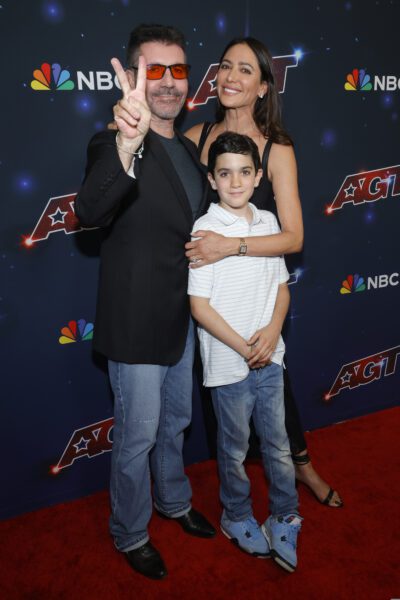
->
<box><xmin>185</xmin><ymin>143</ymin><xmax>303</xmax><ymax>266</ymax></box>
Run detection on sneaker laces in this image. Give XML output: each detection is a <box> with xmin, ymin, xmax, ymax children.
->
<box><xmin>278</xmin><ymin>515</ymin><xmax>302</xmax><ymax>549</ymax></box>
<box><xmin>242</xmin><ymin>516</ymin><xmax>260</xmax><ymax>538</ymax></box>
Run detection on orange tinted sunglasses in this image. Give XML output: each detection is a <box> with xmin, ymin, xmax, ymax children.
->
<box><xmin>130</xmin><ymin>63</ymin><xmax>190</xmax><ymax>80</ymax></box>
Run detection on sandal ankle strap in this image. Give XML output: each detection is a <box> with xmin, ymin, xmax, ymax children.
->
<box><xmin>292</xmin><ymin>452</ymin><xmax>311</xmax><ymax>466</ymax></box>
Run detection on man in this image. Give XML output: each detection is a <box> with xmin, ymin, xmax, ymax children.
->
<box><xmin>75</xmin><ymin>24</ymin><xmax>215</xmax><ymax>581</ymax></box>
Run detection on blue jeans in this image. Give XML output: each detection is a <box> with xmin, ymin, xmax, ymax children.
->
<box><xmin>108</xmin><ymin>320</ymin><xmax>194</xmax><ymax>552</ymax></box>
<box><xmin>211</xmin><ymin>362</ymin><xmax>298</xmax><ymax>521</ymax></box>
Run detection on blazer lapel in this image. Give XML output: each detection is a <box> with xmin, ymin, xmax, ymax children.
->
<box><xmin>176</xmin><ymin>130</ymin><xmax>209</xmax><ymax>218</ymax></box>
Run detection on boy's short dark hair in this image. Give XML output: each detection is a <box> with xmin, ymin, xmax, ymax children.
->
<box><xmin>127</xmin><ymin>24</ymin><xmax>186</xmax><ymax>66</ymax></box>
<box><xmin>208</xmin><ymin>132</ymin><xmax>261</xmax><ymax>175</ymax></box>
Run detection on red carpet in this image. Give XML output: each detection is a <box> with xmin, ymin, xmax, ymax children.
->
<box><xmin>1</xmin><ymin>407</ymin><xmax>400</xmax><ymax>600</ymax></box>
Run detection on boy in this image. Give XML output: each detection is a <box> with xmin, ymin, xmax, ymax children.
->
<box><xmin>188</xmin><ymin>132</ymin><xmax>302</xmax><ymax>573</ymax></box>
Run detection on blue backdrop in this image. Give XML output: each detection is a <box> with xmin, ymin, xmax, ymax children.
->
<box><xmin>1</xmin><ymin>0</ymin><xmax>399</xmax><ymax>520</ymax></box>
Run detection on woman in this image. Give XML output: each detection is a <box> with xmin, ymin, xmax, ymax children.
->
<box><xmin>185</xmin><ymin>37</ymin><xmax>342</xmax><ymax>507</ymax></box>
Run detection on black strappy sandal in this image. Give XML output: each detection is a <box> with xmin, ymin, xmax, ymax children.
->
<box><xmin>292</xmin><ymin>452</ymin><xmax>343</xmax><ymax>508</ymax></box>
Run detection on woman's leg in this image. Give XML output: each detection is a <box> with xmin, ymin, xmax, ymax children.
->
<box><xmin>284</xmin><ymin>367</ymin><xmax>343</xmax><ymax>507</ymax></box>
<box><xmin>283</xmin><ymin>367</ymin><xmax>306</xmax><ymax>454</ymax></box>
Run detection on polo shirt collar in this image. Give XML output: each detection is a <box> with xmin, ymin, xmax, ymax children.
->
<box><xmin>209</xmin><ymin>202</ymin><xmax>263</xmax><ymax>226</ymax></box>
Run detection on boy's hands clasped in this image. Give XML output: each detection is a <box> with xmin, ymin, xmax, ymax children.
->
<box><xmin>246</xmin><ymin>323</ymin><xmax>281</xmax><ymax>369</ymax></box>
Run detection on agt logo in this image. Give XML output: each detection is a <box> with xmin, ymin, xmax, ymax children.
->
<box><xmin>51</xmin><ymin>417</ymin><xmax>114</xmax><ymax>472</ymax></box>
<box><xmin>325</xmin><ymin>345</ymin><xmax>400</xmax><ymax>400</ymax></box>
<box><xmin>340</xmin><ymin>273</ymin><xmax>399</xmax><ymax>294</ymax></box>
<box><xmin>345</xmin><ymin>68</ymin><xmax>400</xmax><ymax>92</ymax></box>
<box><xmin>23</xmin><ymin>193</ymin><xmax>97</xmax><ymax>246</ymax></box>
<box><xmin>31</xmin><ymin>62</ymin><xmax>121</xmax><ymax>91</ymax></box>
<box><xmin>59</xmin><ymin>319</ymin><xmax>94</xmax><ymax>344</ymax></box>
<box><xmin>188</xmin><ymin>51</ymin><xmax>301</xmax><ymax>108</ymax></box>
<box><xmin>326</xmin><ymin>165</ymin><xmax>400</xmax><ymax>213</ymax></box>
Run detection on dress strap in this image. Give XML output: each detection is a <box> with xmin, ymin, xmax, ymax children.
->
<box><xmin>261</xmin><ymin>139</ymin><xmax>273</xmax><ymax>174</ymax></box>
<box><xmin>197</xmin><ymin>121</ymin><xmax>214</xmax><ymax>155</ymax></box>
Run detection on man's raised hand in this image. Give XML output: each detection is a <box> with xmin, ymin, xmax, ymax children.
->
<box><xmin>111</xmin><ymin>55</ymin><xmax>151</xmax><ymax>144</ymax></box>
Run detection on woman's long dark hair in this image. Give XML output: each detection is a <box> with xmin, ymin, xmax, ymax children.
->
<box><xmin>216</xmin><ymin>37</ymin><xmax>293</xmax><ymax>146</ymax></box>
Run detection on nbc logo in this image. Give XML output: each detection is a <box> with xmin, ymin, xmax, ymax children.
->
<box><xmin>30</xmin><ymin>61</ymin><xmax>121</xmax><ymax>91</ymax></box>
<box><xmin>59</xmin><ymin>319</ymin><xmax>94</xmax><ymax>344</ymax></box>
<box><xmin>344</xmin><ymin>68</ymin><xmax>400</xmax><ymax>92</ymax></box>
<box><xmin>340</xmin><ymin>273</ymin><xmax>399</xmax><ymax>294</ymax></box>
<box><xmin>344</xmin><ymin>68</ymin><xmax>372</xmax><ymax>91</ymax></box>
<box><xmin>340</xmin><ymin>274</ymin><xmax>366</xmax><ymax>294</ymax></box>
<box><xmin>31</xmin><ymin>63</ymin><xmax>74</xmax><ymax>91</ymax></box>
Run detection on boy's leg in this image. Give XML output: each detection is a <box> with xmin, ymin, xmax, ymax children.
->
<box><xmin>252</xmin><ymin>362</ymin><xmax>302</xmax><ymax>572</ymax></box>
<box><xmin>252</xmin><ymin>363</ymin><xmax>298</xmax><ymax>516</ymax></box>
<box><xmin>211</xmin><ymin>375</ymin><xmax>255</xmax><ymax>521</ymax></box>
<box><xmin>211</xmin><ymin>373</ymin><xmax>269</xmax><ymax>557</ymax></box>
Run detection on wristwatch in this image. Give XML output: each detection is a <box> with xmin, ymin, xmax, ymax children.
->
<box><xmin>238</xmin><ymin>238</ymin><xmax>247</xmax><ymax>256</ymax></box>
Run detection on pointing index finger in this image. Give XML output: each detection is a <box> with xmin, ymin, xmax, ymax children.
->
<box><xmin>110</xmin><ymin>57</ymin><xmax>132</xmax><ymax>97</ymax></box>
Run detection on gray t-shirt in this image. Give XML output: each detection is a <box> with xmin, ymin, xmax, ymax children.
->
<box><xmin>157</xmin><ymin>133</ymin><xmax>203</xmax><ymax>223</ymax></box>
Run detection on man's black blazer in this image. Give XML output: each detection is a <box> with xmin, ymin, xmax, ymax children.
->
<box><xmin>75</xmin><ymin>129</ymin><xmax>207</xmax><ymax>365</ymax></box>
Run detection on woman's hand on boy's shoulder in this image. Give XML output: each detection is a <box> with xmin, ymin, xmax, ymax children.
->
<box><xmin>185</xmin><ymin>230</ymin><xmax>235</xmax><ymax>268</ymax></box>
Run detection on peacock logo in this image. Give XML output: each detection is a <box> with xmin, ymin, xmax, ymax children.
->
<box><xmin>59</xmin><ymin>319</ymin><xmax>94</xmax><ymax>344</ymax></box>
<box><xmin>31</xmin><ymin>63</ymin><xmax>75</xmax><ymax>91</ymax></box>
<box><xmin>344</xmin><ymin>69</ymin><xmax>372</xmax><ymax>91</ymax></box>
<box><xmin>340</xmin><ymin>274</ymin><xmax>366</xmax><ymax>294</ymax></box>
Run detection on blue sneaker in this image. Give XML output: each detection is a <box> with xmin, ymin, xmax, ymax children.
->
<box><xmin>262</xmin><ymin>514</ymin><xmax>302</xmax><ymax>572</ymax></box>
<box><xmin>221</xmin><ymin>512</ymin><xmax>270</xmax><ymax>558</ymax></box>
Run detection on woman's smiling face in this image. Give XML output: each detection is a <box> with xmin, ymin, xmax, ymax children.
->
<box><xmin>217</xmin><ymin>43</ymin><xmax>268</xmax><ymax>111</ymax></box>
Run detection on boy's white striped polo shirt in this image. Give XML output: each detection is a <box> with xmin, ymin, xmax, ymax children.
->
<box><xmin>188</xmin><ymin>202</ymin><xmax>289</xmax><ymax>387</ymax></box>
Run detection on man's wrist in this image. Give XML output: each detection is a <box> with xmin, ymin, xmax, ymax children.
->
<box><xmin>116</xmin><ymin>132</ymin><xmax>144</xmax><ymax>156</ymax></box>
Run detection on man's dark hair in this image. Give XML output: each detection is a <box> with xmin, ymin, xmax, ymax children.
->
<box><xmin>127</xmin><ymin>24</ymin><xmax>186</xmax><ymax>66</ymax></box>
<box><xmin>208</xmin><ymin>132</ymin><xmax>261</xmax><ymax>175</ymax></box>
